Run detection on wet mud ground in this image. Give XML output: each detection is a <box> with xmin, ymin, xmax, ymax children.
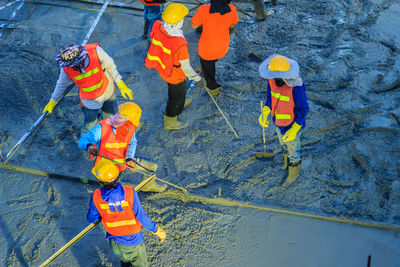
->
<box><xmin>0</xmin><ymin>0</ymin><xmax>399</xmax><ymax>266</ymax></box>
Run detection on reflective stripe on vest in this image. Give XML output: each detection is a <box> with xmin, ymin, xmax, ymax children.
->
<box><xmin>93</xmin><ymin>186</ymin><xmax>142</xmax><ymax>236</ymax></box>
<box><xmin>64</xmin><ymin>43</ymin><xmax>109</xmax><ymax>100</ymax></box>
<box><xmin>269</xmin><ymin>79</ymin><xmax>295</xmax><ymax>127</ymax></box>
<box><xmin>95</xmin><ymin>120</ymin><xmax>136</xmax><ymax>172</ymax></box>
<box><xmin>144</xmin><ymin>20</ymin><xmax>187</xmax><ymax>77</ymax></box>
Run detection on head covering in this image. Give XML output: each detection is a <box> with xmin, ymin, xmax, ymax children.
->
<box><xmin>162</xmin><ymin>20</ymin><xmax>185</xmax><ymax>37</ymax></box>
<box><xmin>259</xmin><ymin>54</ymin><xmax>300</xmax><ymax>80</ymax></box>
<box><xmin>54</xmin><ymin>44</ymin><xmax>88</xmax><ymax>68</ymax></box>
<box><xmin>210</xmin><ymin>0</ymin><xmax>232</xmax><ymax>15</ymax></box>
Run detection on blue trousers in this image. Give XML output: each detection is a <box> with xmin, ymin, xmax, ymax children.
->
<box><xmin>81</xmin><ymin>93</ymin><xmax>117</xmax><ymax>136</ymax></box>
<box><xmin>144</xmin><ymin>5</ymin><xmax>162</xmax><ymax>40</ymax></box>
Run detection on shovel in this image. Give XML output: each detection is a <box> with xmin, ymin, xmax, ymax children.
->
<box><xmin>255</xmin><ymin>101</ymin><xmax>274</xmax><ymax>158</ymax></box>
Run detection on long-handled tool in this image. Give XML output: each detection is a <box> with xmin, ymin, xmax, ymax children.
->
<box><xmin>39</xmin><ymin>174</ymin><xmax>155</xmax><ymax>267</ymax></box>
<box><xmin>204</xmin><ymin>87</ymin><xmax>240</xmax><ymax>139</ymax></box>
<box><xmin>255</xmin><ymin>101</ymin><xmax>274</xmax><ymax>158</ymax></box>
<box><xmin>2</xmin><ymin>0</ymin><xmax>110</xmax><ymax>165</ymax></box>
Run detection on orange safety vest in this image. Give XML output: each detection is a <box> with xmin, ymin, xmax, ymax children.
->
<box><xmin>93</xmin><ymin>186</ymin><xmax>143</xmax><ymax>236</ymax></box>
<box><xmin>95</xmin><ymin>120</ymin><xmax>136</xmax><ymax>172</ymax></box>
<box><xmin>140</xmin><ymin>0</ymin><xmax>164</xmax><ymax>6</ymax></box>
<box><xmin>269</xmin><ymin>79</ymin><xmax>295</xmax><ymax>127</ymax></box>
<box><xmin>64</xmin><ymin>43</ymin><xmax>109</xmax><ymax>100</ymax></box>
<box><xmin>144</xmin><ymin>20</ymin><xmax>187</xmax><ymax>77</ymax></box>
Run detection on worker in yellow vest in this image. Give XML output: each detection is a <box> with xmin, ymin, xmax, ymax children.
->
<box><xmin>43</xmin><ymin>43</ymin><xmax>134</xmax><ymax>136</ymax></box>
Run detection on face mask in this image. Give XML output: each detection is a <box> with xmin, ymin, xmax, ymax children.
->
<box><xmin>274</xmin><ymin>78</ymin><xmax>285</xmax><ymax>87</ymax></box>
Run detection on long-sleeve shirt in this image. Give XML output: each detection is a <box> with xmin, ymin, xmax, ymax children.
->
<box><xmin>51</xmin><ymin>46</ymin><xmax>122</xmax><ymax>110</ymax></box>
<box><xmin>265</xmin><ymin>81</ymin><xmax>309</xmax><ymax>135</ymax></box>
<box><xmin>78</xmin><ymin>123</ymin><xmax>137</xmax><ymax>159</ymax></box>
<box><xmin>87</xmin><ymin>183</ymin><xmax>158</xmax><ymax>246</ymax></box>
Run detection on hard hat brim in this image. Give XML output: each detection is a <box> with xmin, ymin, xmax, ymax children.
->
<box><xmin>259</xmin><ymin>54</ymin><xmax>300</xmax><ymax>80</ymax></box>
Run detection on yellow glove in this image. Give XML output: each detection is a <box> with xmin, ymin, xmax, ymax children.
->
<box><xmin>258</xmin><ymin>106</ymin><xmax>270</xmax><ymax>127</ymax></box>
<box><xmin>282</xmin><ymin>122</ymin><xmax>302</xmax><ymax>142</ymax></box>
<box><xmin>153</xmin><ymin>225</ymin><xmax>166</xmax><ymax>243</ymax></box>
<box><xmin>117</xmin><ymin>81</ymin><xmax>133</xmax><ymax>100</ymax></box>
<box><xmin>43</xmin><ymin>99</ymin><xmax>57</xmax><ymax>114</ymax></box>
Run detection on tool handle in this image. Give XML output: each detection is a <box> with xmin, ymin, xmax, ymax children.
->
<box><xmin>260</xmin><ymin>101</ymin><xmax>267</xmax><ymax>153</ymax></box>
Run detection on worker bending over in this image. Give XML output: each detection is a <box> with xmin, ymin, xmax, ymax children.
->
<box><xmin>43</xmin><ymin>43</ymin><xmax>133</xmax><ymax>136</ymax></box>
<box><xmin>88</xmin><ymin>159</ymin><xmax>166</xmax><ymax>266</ymax></box>
<box><xmin>145</xmin><ymin>4</ymin><xmax>204</xmax><ymax>130</ymax></box>
<box><xmin>78</xmin><ymin>102</ymin><xmax>167</xmax><ymax>192</ymax></box>
<box><xmin>191</xmin><ymin>0</ymin><xmax>238</xmax><ymax>96</ymax></box>
<box><xmin>258</xmin><ymin>55</ymin><xmax>309</xmax><ymax>184</ymax></box>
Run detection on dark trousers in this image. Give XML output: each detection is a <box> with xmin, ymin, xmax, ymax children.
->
<box><xmin>200</xmin><ymin>57</ymin><xmax>220</xmax><ymax>90</ymax></box>
<box><xmin>166</xmin><ymin>80</ymin><xmax>187</xmax><ymax>117</ymax></box>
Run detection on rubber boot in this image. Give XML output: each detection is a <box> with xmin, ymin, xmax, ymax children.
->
<box><xmin>252</xmin><ymin>0</ymin><xmax>267</xmax><ymax>21</ymax></box>
<box><xmin>140</xmin><ymin>176</ymin><xmax>167</xmax><ymax>193</ymax></box>
<box><xmin>285</xmin><ymin>160</ymin><xmax>301</xmax><ymax>185</ymax></box>
<box><xmin>281</xmin><ymin>151</ymin><xmax>288</xmax><ymax>170</ymax></box>
<box><xmin>163</xmin><ymin>115</ymin><xmax>187</xmax><ymax>130</ymax></box>
<box><xmin>206</xmin><ymin>86</ymin><xmax>222</xmax><ymax>96</ymax></box>
<box><xmin>143</xmin><ymin>21</ymin><xmax>149</xmax><ymax>40</ymax></box>
<box><xmin>184</xmin><ymin>96</ymin><xmax>193</xmax><ymax>108</ymax></box>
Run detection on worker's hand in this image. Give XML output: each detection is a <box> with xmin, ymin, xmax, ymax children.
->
<box><xmin>88</xmin><ymin>144</ymin><xmax>98</xmax><ymax>156</ymax></box>
<box><xmin>42</xmin><ymin>99</ymin><xmax>57</xmax><ymax>114</ymax></box>
<box><xmin>153</xmin><ymin>225</ymin><xmax>166</xmax><ymax>243</ymax></box>
<box><xmin>117</xmin><ymin>81</ymin><xmax>133</xmax><ymax>100</ymax></box>
<box><xmin>258</xmin><ymin>106</ymin><xmax>270</xmax><ymax>128</ymax></box>
<box><xmin>126</xmin><ymin>158</ymin><xmax>136</xmax><ymax>172</ymax></box>
<box><xmin>282</xmin><ymin>122</ymin><xmax>302</xmax><ymax>143</ymax></box>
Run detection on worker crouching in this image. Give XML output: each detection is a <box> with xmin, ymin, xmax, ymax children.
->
<box><xmin>88</xmin><ymin>159</ymin><xmax>166</xmax><ymax>266</ymax></box>
<box><xmin>78</xmin><ymin>102</ymin><xmax>167</xmax><ymax>192</ymax></box>
<box><xmin>145</xmin><ymin>4</ymin><xmax>205</xmax><ymax>130</ymax></box>
<box><xmin>258</xmin><ymin>55</ymin><xmax>309</xmax><ymax>184</ymax></box>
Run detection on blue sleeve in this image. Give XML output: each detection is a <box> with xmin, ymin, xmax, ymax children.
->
<box><xmin>87</xmin><ymin>194</ymin><xmax>101</xmax><ymax>223</ymax></box>
<box><xmin>132</xmin><ymin>189</ymin><xmax>157</xmax><ymax>232</ymax></box>
<box><xmin>292</xmin><ymin>84</ymin><xmax>309</xmax><ymax>126</ymax></box>
<box><xmin>264</xmin><ymin>82</ymin><xmax>272</xmax><ymax>109</ymax></box>
<box><xmin>126</xmin><ymin>133</ymin><xmax>137</xmax><ymax>159</ymax></box>
<box><xmin>78</xmin><ymin>124</ymin><xmax>102</xmax><ymax>151</ymax></box>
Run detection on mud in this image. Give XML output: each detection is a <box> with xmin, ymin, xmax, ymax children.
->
<box><xmin>0</xmin><ymin>0</ymin><xmax>399</xmax><ymax>266</ymax></box>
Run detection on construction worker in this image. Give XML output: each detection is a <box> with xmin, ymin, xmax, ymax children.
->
<box><xmin>191</xmin><ymin>0</ymin><xmax>238</xmax><ymax>96</ymax></box>
<box><xmin>78</xmin><ymin>102</ymin><xmax>167</xmax><ymax>192</ymax></box>
<box><xmin>43</xmin><ymin>43</ymin><xmax>134</xmax><ymax>136</ymax></box>
<box><xmin>140</xmin><ymin>0</ymin><xmax>165</xmax><ymax>40</ymax></box>
<box><xmin>88</xmin><ymin>158</ymin><xmax>166</xmax><ymax>266</ymax></box>
<box><xmin>258</xmin><ymin>55</ymin><xmax>309</xmax><ymax>184</ymax></box>
<box><xmin>145</xmin><ymin>3</ymin><xmax>204</xmax><ymax>130</ymax></box>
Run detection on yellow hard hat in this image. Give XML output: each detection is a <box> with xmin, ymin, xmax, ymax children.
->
<box><xmin>118</xmin><ymin>102</ymin><xmax>142</xmax><ymax>127</ymax></box>
<box><xmin>162</xmin><ymin>3</ymin><xmax>189</xmax><ymax>24</ymax></box>
<box><xmin>92</xmin><ymin>158</ymin><xmax>120</xmax><ymax>182</ymax></box>
<box><xmin>268</xmin><ymin>56</ymin><xmax>291</xmax><ymax>72</ymax></box>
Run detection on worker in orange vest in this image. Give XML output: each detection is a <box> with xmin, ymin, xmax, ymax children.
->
<box><xmin>145</xmin><ymin>4</ymin><xmax>205</xmax><ymax>130</ymax></box>
<box><xmin>88</xmin><ymin>158</ymin><xmax>166</xmax><ymax>266</ymax></box>
<box><xmin>43</xmin><ymin>43</ymin><xmax>134</xmax><ymax>136</ymax></box>
<box><xmin>78</xmin><ymin>102</ymin><xmax>167</xmax><ymax>192</ymax></box>
<box><xmin>191</xmin><ymin>0</ymin><xmax>238</xmax><ymax>96</ymax></box>
<box><xmin>258</xmin><ymin>55</ymin><xmax>309</xmax><ymax>184</ymax></box>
